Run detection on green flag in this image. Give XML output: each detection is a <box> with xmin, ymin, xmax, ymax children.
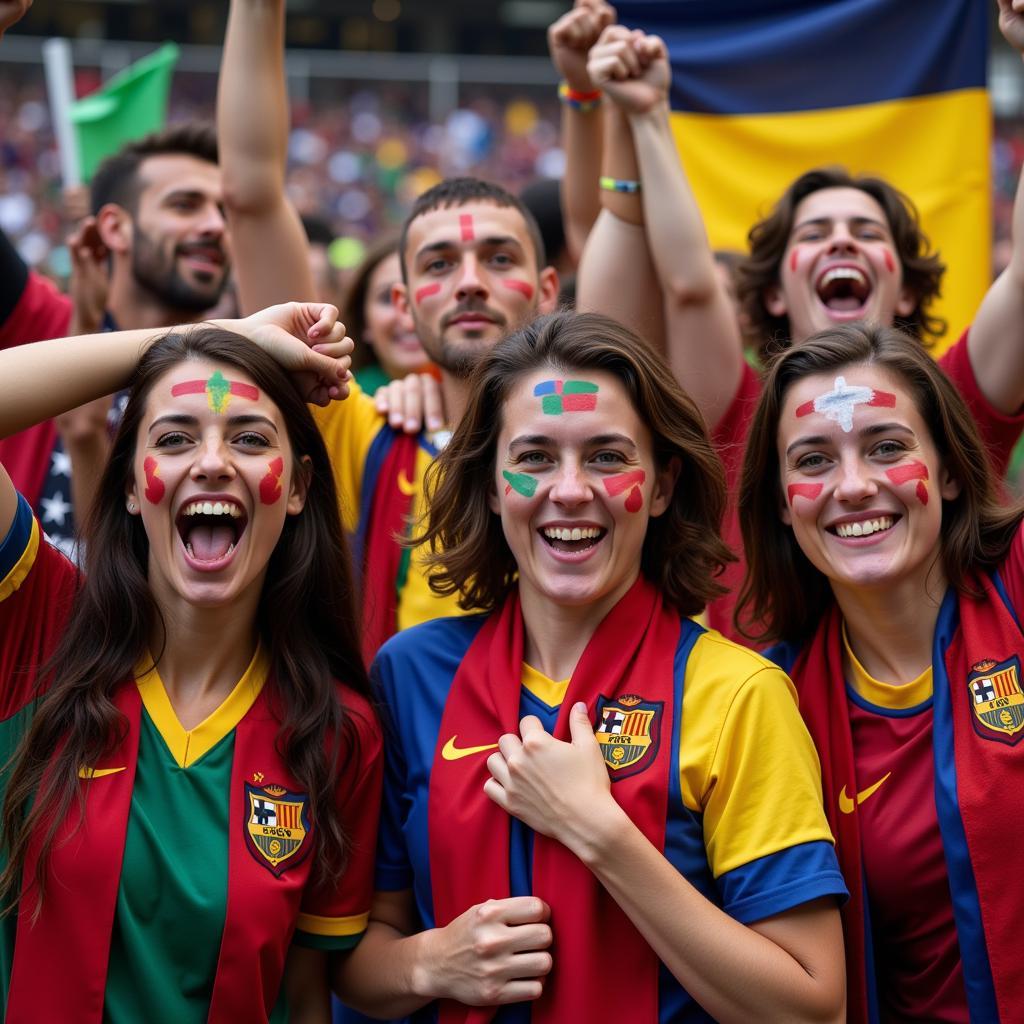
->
<box><xmin>70</xmin><ymin>43</ymin><xmax>179</xmax><ymax>183</ymax></box>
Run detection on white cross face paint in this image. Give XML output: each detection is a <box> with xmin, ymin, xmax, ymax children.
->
<box><xmin>795</xmin><ymin>375</ymin><xmax>897</xmax><ymax>433</ymax></box>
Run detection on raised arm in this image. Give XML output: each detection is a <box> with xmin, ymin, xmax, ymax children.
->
<box><xmin>595</xmin><ymin>31</ymin><xmax>745</xmax><ymax>429</ymax></box>
<box><xmin>548</xmin><ymin>0</ymin><xmax>616</xmax><ymax>263</ymax></box>
<box><xmin>967</xmin><ymin>0</ymin><xmax>1024</xmax><ymax>415</ymax></box>
<box><xmin>217</xmin><ymin>0</ymin><xmax>316</xmax><ymax>314</ymax></box>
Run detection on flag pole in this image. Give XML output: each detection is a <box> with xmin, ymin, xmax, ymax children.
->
<box><xmin>42</xmin><ymin>37</ymin><xmax>81</xmax><ymax>188</ymax></box>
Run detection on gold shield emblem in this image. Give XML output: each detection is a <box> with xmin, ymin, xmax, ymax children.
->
<box><xmin>594</xmin><ymin>694</ymin><xmax>663</xmax><ymax>779</ymax></box>
<box><xmin>244</xmin><ymin>783</ymin><xmax>311</xmax><ymax>876</ymax></box>
<box><xmin>968</xmin><ymin>656</ymin><xmax>1024</xmax><ymax>743</ymax></box>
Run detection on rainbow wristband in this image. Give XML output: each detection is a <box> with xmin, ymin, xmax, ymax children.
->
<box><xmin>558</xmin><ymin>81</ymin><xmax>602</xmax><ymax>112</ymax></box>
<box><xmin>599</xmin><ymin>176</ymin><xmax>642</xmax><ymax>194</ymax></box>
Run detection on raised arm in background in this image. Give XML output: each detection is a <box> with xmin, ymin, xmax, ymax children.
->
<box><xmin>575</xmin><ymin>26</ymin><xmax>665</xmax><ymax>353</ymax></box>
<box><xmin>587</xmin><ymin>27</ymin><xmax>745</xmax><ymax>429</ymax></box>
<box><xmin>217</xmin><ymin>0</ymin><xmax>316</xmax><ymax>313</ymax></box>
<box><xmin>548</xmin><ymin>0</ymin><xmax>616</xmax><ymax>264</ymax></box>
<box><xmin>969</xmin><ymin>0</ymin><xmax>1024</xmax><ymax>415</ymax></box>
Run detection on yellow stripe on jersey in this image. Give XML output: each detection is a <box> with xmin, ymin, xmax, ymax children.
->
<box><xmin>295</xmin><ymin>910</ymin><xmax>370</xmax><ymax>937</ymax></box>
<box><xmin>842</xmin><ymin>622</ymin><xmax>933</xmax><ymax>709</ymax></box>
<box><xmin>676</xmin><ymin>629</ymin><xmax>834</xmax><ymax>878</ymax></box>
<box><xmin>135</xmin><ymin>645</ymin><xmax>269</xmax><ymax>768</ymax></box>
<box><xmin>521</xmin><ymin>663</ymin><xmax>570</xmax><ymax>708</ymax></box>
<box><xmin>0</xmin><ymin>517</ymin><xmax>39</xmax><ymax>604</ymax></box>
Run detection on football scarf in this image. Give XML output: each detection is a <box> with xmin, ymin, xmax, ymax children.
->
<box><xmin>354</xmin><ymin>427</ymin><xmax>419</xmax><ymax>666</ymax></box>
<box><xmin>6</xmin><ymin>678</ymin><xmax>316</xmax><ymax>1024</ymax></box>
<box><xmin>790</xmin><ymin>568</ymin><xmax>1024</xmax><ymax>1024</ymax></box>
<box><xmin>428</xmin><ymin>576</ymin><xmax>681</xmax><ymax>1024</ymax></box>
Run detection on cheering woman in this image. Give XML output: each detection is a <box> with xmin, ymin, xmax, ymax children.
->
<box><xmin>334</xmin><ymin>311</ymin><xmax>847</xmax><ymax>1023</ymax></box>
<box><xmin>739</xmin><ymin>321</ymin><xmax>1024</xmax><ymax>1023</ymax></box>
<box><xmin>0</xmin><ymin>302</ymin><xmax>381</xmax><ymax>1023</ymax></box>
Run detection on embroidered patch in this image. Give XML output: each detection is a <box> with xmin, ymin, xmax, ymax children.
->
<box><xmin>967</xmin><ymin>656</ymin><xmax>1024</xmax><ymax>745</ymax></box>
<box><xmin>244</xmin><ymin>782</ymin><xmax>313</xmax><ymax>876</ymax></box>
<box><xmin>594</xmin><ymin>693</ymin><xmax>663</xmax><ymax>780</ymax></box>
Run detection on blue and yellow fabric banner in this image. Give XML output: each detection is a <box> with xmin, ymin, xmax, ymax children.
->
<box><xmin>614</xmin><ymin>0</ymin><xmax>990</xmax><ymax>351</ymax></box>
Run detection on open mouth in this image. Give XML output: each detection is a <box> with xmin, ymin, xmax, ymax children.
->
<box><xmin>815</xmin><ymin>266</ymin><xmax>871</xmax><ymax>313</ymax></box>
<box><xmin>176</xmin><ymin>499</ymin><xmax>247</xmax><ymax>565</ymax></box>
<box><xmin>827</xmin><ymin>514</ymin><xmax>898</xmax><ymax>539</ymax></box>
<box><xmin>540</xmin><ymin>525</ymin><xmax>607</xmax><ymax>553</ymax></box>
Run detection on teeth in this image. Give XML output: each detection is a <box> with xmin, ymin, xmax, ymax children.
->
<box><xmin>836</xmin><ymin>516</ymin><xmax>894</xmax><ymax>538</ymax></box>
<box><xmin>542</xmin><ymin>526</ymin><xmax>603</xmax><ymax>541</ymax></box>
<box><xmin>821</xmin><ymin>267</ymin><xmax>867</xmax><ymax>288</ymax></box>
<box><xmin>182</xmin><ymin>501</ymin><xmax>243</xmax><ymax>518</ymax></box>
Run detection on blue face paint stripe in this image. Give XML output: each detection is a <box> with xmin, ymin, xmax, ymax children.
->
<box><xmin>931</xmin><ymin>588</ymin><xmax>1000</xmax><ymax>1021</ymax></box>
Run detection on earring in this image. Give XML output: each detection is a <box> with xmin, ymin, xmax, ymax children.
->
<box><xmin>127</xmin><ymin>501</ymin><xmax>136</xmax><ymax>513</ymax></box>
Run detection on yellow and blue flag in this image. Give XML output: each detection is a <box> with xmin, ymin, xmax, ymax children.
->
<box><xmin>615</xmin><ymin>0</ymin><xmax>990</xmax><ymax>350</ymax></box>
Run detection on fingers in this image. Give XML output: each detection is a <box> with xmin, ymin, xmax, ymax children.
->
<box><xmin>488</xmin><ymin>895</ymin><xmax>551</xmax><ymax>925</ymax></box>
<box><xmin>306</xmin><ymin>303</ymin><xmax>342</xmax><ymax>341</ymax></box>
<box><xmin>568</xmin><ymin>701</ymin><xmax>596</xmax><ymax>746</ymax></box>
<box><xmin>421</xmin><ymin>373</ymin><xmax>444</xmax><ymax>432</ymax></box>
<box><xmin>377</xmin><ymin>374</ymin><xmax>429</xmax><ymax>433</ymax></box>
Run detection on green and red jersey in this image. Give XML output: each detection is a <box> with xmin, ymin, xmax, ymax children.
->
<box><xmin>0</xmin><ymin>493</ymin><xmax>382</xmax><ymax>1023</ymax></box>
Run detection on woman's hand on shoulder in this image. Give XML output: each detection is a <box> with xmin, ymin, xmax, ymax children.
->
<box><xmin>415</xmin><ymin>897</ymin><xmax>553</xmax><ymax>1007</ymax></box>
<box><xmin>485</xmin><ymin>705</ymin><xmax>623</xmax><ymax>859</ymax></box>
<box><xmin>226</xmin><ymin>302</ymin><xmax>354</xmax><ymax>406</ymax></box>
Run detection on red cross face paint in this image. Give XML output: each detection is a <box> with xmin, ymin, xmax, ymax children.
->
<box><xmin>787</xmin><ymin>483</ymin><xmax>823</xmax><ymax>504</ymax></box>
<box><xmin>414</xmin><ymin>282</ymin><xmax>442</xmax><ymax>305</ymax></box>
<box><xmin>886</xmin><ymin>460</ymin><xmax>929</xmax><ymax>505</ymax></box>
<box><xmin>603</xmin><ymin>470</ymin><xmax>646</xmax><ymax>513</ymax></box>
<box><xmin>795</xmin><ymin>376</ymin><xmax>897</xmax><ymax>432</ymax></box>
<box><xmin>259</xmin><ymin>457</ymin><xmax>284</xmax><ymax>505</ymax></box>
<box><xmin>171</xmin><ymin>371</ymin><xmax>261</xmax><ymax>415</ymax></box>
<box><xmin>143</xmin><ymin>456</ymin><xmax>165</xmax><ymax>504</ymax></box>
<box><xmin>501</xmin><ymin>280</ymin><xmax>535</xmax><ymax>301</ymax></box>
<box><xmin>459</xmin><ymin>213</ymin><xmax>475</xmax><ymax>242</ymax></box>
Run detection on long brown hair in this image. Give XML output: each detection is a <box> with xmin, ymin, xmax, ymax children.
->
<box><xmin>419</xmin><ymin>311</ymin><xmax>734</xmax><ymax>616</ymax></box>
<box><xmin>737</xmin><ymin>322</ymin><xmax>1023</xmax><ymax>643</ymax></box>
<box><xmin>1</xmin><ymin>327</ymin><xmax>371</xmax><ymax>912</ymax></box>
<box><xmin>341</xmin><ymin>231</ymin><xmax>401</xmax><ymax>375</ymax></box>
<box><xmin>736</xmin><ymin>167</ymin><xmax>947</xmax><ymax>361</ymax></box>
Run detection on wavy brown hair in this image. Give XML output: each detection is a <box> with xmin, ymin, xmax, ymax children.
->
<box><xmin>418</xmin><ymin>311</ymin><xmax>734</xmax><ymax>616</ymax></box>
<box><xmin>341</xmin><ymin>231</ymin><xmax>401</xmax><ymax>376</ymax></box>
<box><xmin>736</xmin><ymin>322</ymin><xmax>1023</xmax><ymax>644</ymax></box>
<box><xmin>736</xmin><ymin>168</ymin><xmax>947</xmax><ymax>361</ymax></box>
<box><xmin>1</xmin><ymin>327</ymin><xmax>371</xmax><ymax>913</ymax></box>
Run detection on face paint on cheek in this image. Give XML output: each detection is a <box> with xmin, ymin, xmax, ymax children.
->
<box><xmin>603</xmin><ymin>470</ymin><xmax>647</xmax><ymax>513</ymax></box>
<box><xmin>883</xmin><ymin>249</ymin><xmax>895</xmax><ymax>274</ymax></box>
<box><xmin>885</xmin><ymin>460</ymin><xmax>929</xmax><ymax>505</ymax></box>
<box><xmin>414</xmin><ymin>282</ymin><xmax>442</xmax><ymax>305</ymax></box>
<box><xmin>172</xmin><ymin>371</ymin><xmax>260</xmax><ymax>415</ymax></box>
<box><xmin>533</xmin><ymin>379</ymin><xmax>599</xmax><ymax>415</ymax></box>
<box><xmin>789</xmin><ymin>248</ymin><xmax>800</xmax><ymax>273</ymax></box>
<box><xmin>787</xmin><ymin>483</ymin><xmax>823</xmax><ymax>504</ymax></box>
<box><xmin>143</xmin><ymin>456</ymin><xmax>165</xmax><ymax>504</ymax></box>
<box><xmin>459</xmin><ymin>214</ymin><xmax>475</xmax><ymax>242</ymax></box>
<box><xmin>259</xmin><ymin>456</ymin><xmax>284</xmax><ymax>505</ymax></box>
<box><xmin>502</xmin><ymin>470</ymin><xmax>537</xmax><ymax>498</ymax></box>
<box><xmin>501</xmin><ymin>280</ymin><xmax>535</xmax><ymax>301</ymax></box>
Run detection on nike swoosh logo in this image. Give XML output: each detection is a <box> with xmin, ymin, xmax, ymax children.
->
<box><xmin>441</xmin><ymin>736</ymin><xmax>499</xmax><ymax>761</ymax></box>
<box><xmin>838</xmin><ymin>772</ymin><xmax>891</xmax><ymax>814</ymax></box>
<box><xmin>78</xmin><ymin>766</ymin><xmax>127</xmax><ymax>779</ymax></box>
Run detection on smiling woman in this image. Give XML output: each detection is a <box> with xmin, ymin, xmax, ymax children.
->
<box><xmin>332</xmin><ymin>311</ymin><xmax>848</xmax><ymax>1024</ymax></box>
<box><xmin>738</xmin><ymin>321</ymin><xmax>1024</xmax><ymax>1023</ymax></box>
<box><xmin>0</xmin><ymin>303</ymin><xmax>383</xmax><ymax>1024</ymax></box>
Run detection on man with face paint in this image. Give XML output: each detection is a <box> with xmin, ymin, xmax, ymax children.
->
<box><xmin>0</xmin><ymin>123</ymin><xmax>231</xmax><ymax>558</ymax></box>
<box><xmin>578</xmin><ymin>5</ymin><xmax>1024</xmax><ymax>639</ymax></box>
<box><xmin>216</xmin><ymin>0</ymin><xmax>560</xmax><ymax>660</ymax></box>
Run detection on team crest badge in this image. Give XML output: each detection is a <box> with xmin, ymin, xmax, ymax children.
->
<box><xmin>967</xmin><ymin>656</ymin><xmax>1024</xmax><ymax>745</ymax></box>
<box><xmin>594</xmin><ymin>693</ymin><xmax>663</xmax><ymax>780</ymax></box>
<box><xmin>244</xmin><ymin>782</ymin><xmax>312</xmax><ymax>876</ymax></box>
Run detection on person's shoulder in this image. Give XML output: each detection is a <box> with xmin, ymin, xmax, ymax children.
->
<box><xmin>684</xmin><ymin>625</ymin><xmax>797</xmax><ymax>706</ymax></box>
<box><xmin>376</xmin><ymin>613</ymin><xmax>490</xmax><ymax>668</ymax></box>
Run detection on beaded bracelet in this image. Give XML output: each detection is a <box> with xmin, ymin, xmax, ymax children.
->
<box><xmin>599</xmin><ymin>176</ymin><xmax>642</xmax><ymax>194</ymax></box>
<box><xmin>558</xmin><ymin>81</ymin><xmax>602</xmax><ymax>112</ymax></box>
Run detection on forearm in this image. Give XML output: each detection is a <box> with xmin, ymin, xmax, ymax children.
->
<box><xmin>331</xmin><ymin>922</ymin><xmax>436</xmax><ymax>1019</ymax></box>
<box><xmin>560</xmin><ymin>102</ymin><xmax>604</xmax><ymax>264</ymax></box>
<box><xmin>572</xmin><ymin>803</ymin><xmax>843</xmax><ymax>1023</ymax></box>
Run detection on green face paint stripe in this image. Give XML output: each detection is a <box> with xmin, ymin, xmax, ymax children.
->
<box><xmin>562</xmin><ymin>380</ymin><xmax>599</xmax><ymax>394</ymax></box>
<box><xmin>206</xmin><ymin>370</ymin><xmax>231</xmax><ymax>414</ymax></box>
<box><xmin>502</xmin><ymin>471</ymin><xmax>537</xmax><ymax>497</ymax></box>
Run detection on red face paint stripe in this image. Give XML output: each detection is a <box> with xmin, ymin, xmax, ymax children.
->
<box><xmin>867</xmin><ymin>391</ymin><xmax>896</xmax><ymax>408</ymax></box>
<box><xmin>916</xmin><ymin>481</ymin><xmax>929</xmax><ymax>505</ymax></box>
<box><xmin>415</xmin><ymin>282</ymin><xmax>441</xmax><ymax>304</ymax></box>
<box><xmin>501</xmin><ymin>280</ymin><xmax>535</xmax><ymax>300</ymax></box>
<box><xmin>885</xmin><ymin>461</ymin><xmax>929</xmax><ymax>486</ymax></box>
<box><xmin>787</xmin><ymin>483</ymin><xmax>823</xmax><ymax>503</ymax></box>
<box><xmin>143</xmin><ymin>456</ymin><xmax>165</xmax><ymax>504</ymax></box>
<box><xmin>795</xmin><ymin>399</ymin><xmax>816</xmax><ymax>418</ymax></box>
<box><xmin>459</xmin><ymin>214</ymin><xmax>474</xmax><ymax>242</ymax></box>
<box><xmin>260</xmin><ymin>457</ymin><xmax>284</xmax><ymax>505</ymax></box>
<box><xmin>884</xmin><ymin>250</ymin><xmax>895</xmax><ymax>273</ymax></box>
<box><xmin>789</xmin><ymin>249</ymin><xmax>799</xmax><ymax>273</ymax></box>
<box><xmin>229</xmin><ymin>382</ymin><xmax>259</xmax><ymax>401</ymax></box>
<box><xmin>170</xmin><ymin>380</ymin><xmax>207</xmax><ymax>397</ymax></box>
<box><xmin>603</xmin><ymin>470</ymin><xmax>646</xmax><ymax>497</ymax></box>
